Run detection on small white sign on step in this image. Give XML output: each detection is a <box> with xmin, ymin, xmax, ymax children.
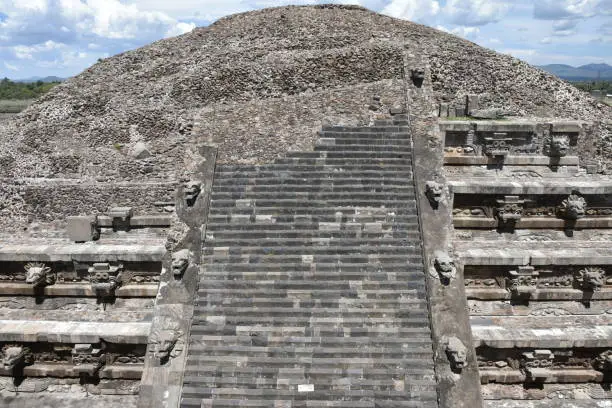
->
<box><xmin>298</xmin><ymin>384</ymin><xmax>314</xmax><ymax>393</ymax></box>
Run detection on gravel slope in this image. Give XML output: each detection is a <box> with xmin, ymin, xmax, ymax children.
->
<box><xmin>0</xmin><ymin>4</ymin><xmax>609</xmax><ymax>180</ymax></box>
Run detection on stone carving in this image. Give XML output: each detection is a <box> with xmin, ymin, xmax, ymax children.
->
<box><xmin>445</xmin><ymin>337</ymin><xmax>468</xmax><ymax>371</ymax></box>
<box><xmin>425</xmin><ymin>181</ymin><xmax>443</xmax><ymax>208</ymax></box>
<box><xmin>522</xmin><ymin>349</ymin><xmax>555</xmax><ymax>382</ymax></box>
<box><xmin>88</xmin><ymin>263</ymin><xmax>124</xmax><ymax>297</ymax></box>
<box><xmin>184</xmin><ymin>180</ymin><xmax>202</xmax><ymax>207</ymax></box>
<box><xmin>72</xmin><ymin>343</ymin><xmax>106</xmax><ymax>375</ymax></box>
<box><xmin>507</xmin><ymin>266</ymin><xmax>538</xmax><ymax>298</ymax></box>
<box><xmin>410</xmin><ymin>69</ymin><xmax>425</xmax><ymax>87</ymax></box>
<box><xmin>484</xmin><ymin>132</ymin><xmax>512</xmax><ymax>157</ymax></box>
<box><xmin>433</xmin><ymin>251</ymin><xmax>456</xmax><ymax>284</ymax></box>
<box><xmin>2</xmin><ymin>344</ymin><xmax>32</xmax><ymax>371</ymax></box>
<box><xmin>575</xmin><ymin>267</ymin><xmax>606</xmax><ymax>291</ymax></box>
<box><xmin>171</xmin><ymin>249</ymin><xmax>191</xmax><ymax>278</ymax></box>
<box><xmin>495</xmin><ymin>195</ymin><xmax>525</xmax><ymax>226</ymax></box>
<box><xmin>24</xmin><ymin>262</ymin><xmax>55</xmax><ymax>288</ymax></box>
<box><xmin>559</xmin><ymin>193</ymin><xmax>587</xmax><ymax>220</ymax></box>
<box><xmin>149</xmin><ymin>317</ymin><xmax>184</xmax><ymax>365</ymax></box>
<box><xmin>548</xmin><ymin>134</ymin><xmax>570</xmax><ymax>157</ymax></box>
<box><xmin>594</xmin><ymin>350</ymin><xmax>612</xmax><ymax>372</ymax></box>
<box><xmin>108</xmin><ymin>206</ymin><xmax>133</xmax><ymax>231</ymax></box>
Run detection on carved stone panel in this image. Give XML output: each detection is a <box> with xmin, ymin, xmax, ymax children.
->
<box><xmin>425</xmin><ymin>181</ymin><xmax>444</xmax><ymax>208</ymax></box>
<box><xmin>432</xmin><ymin>251</ymin><xmax>457</xmax><ymax>284</ymax></box>
<box><xmin>88</xmin><ymin>263</ymin><xmax>123</xmax><ymax>297</ymax></box>
<box><xmin>24</xmin><ymin>262</ymin><xmax>55</xmax><ymax>288</ymax></box>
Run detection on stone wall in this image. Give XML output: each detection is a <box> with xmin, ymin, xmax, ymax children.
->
<box><xmin>0</xmin><ymin>182</ymin><xmax>177</xmax><ymax>233</ymax></box>
<box><xmin>199</xmin><ymin>79</ymin><xmax>405</xmax><ymax>164</ymax></box>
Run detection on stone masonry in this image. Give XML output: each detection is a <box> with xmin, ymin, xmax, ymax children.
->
<box><xmin>180</xmin><ymin>115</ymin><xmax>439</xmax><ymax>407</ymax></box>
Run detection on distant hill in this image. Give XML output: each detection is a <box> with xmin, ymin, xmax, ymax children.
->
<box><xmin>538</xmin><ymin>63</ymin><xmax>612</xmax><ymax>81</ymax></box>
<box><xmin>13</xmin><ymin>76</ymin><xmax>65</xmax><ymax>83</ymax></box>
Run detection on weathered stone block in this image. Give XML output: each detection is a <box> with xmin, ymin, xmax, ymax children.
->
<box><xmin>67</xmin><ymin>215</ymin><xmax>99</xmax><ymax>242</ymax></box>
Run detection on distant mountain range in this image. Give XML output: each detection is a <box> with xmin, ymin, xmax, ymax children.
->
<box><xmin>537</xmin><ymin>63</ymin><xmax>612</xmax><ymax>81</ymax></box>
<box><xmin>13</xmin><ymin>76</ymin><xmax>65</xmax><ymax>83</ymax></box>
<box><xmin>8</xmin><ymin>64</ymin><xmax>612</xmax><ymax>84</ymax></box>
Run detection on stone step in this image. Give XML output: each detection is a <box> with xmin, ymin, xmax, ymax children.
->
<box><xmin>197</xmin><ymin>288</ymin><xmax>426</xmax><ymax>300</ymax></box>
<box><xmin>208</xmin><ymin>206</ymin><xmax>417</xmax><ymax>217</ymax></box>
<box><xmin>191</xmin><ymin>307</ymin><xmax>428</xmax><ymax>320</ymax></box>
<box><xmin>199</xmin><ymin>272</ymin><xmax>425</xmax><ymax>283</ymax></box>
<box><xmin>198</xmin><ymin>279</ymin><xmax>426</xmax><ymax>291</ymax></box>
<box><xmin>203</xmin><ymin>245</ymin><xmax>421</xmax><ymax>255</ymax></box>
<box><xmin>204</xmin><ymin>230</ymin><xmax>417</xmax><ymax>240</ymax></box>
<box><xmin>317</xmin><ymin>138</ymin><xmax>410</xmax><ymax>146</ymax></box>
<box><xmin>183</xmin><ymin>356</ymin><xmax>433</xmax><ymax>369</ymax></box>
<box><xmin>207</xmin><ymin>214</ymin><xmax>417</xmax><ymax>224</ymax></box>
<box><xmin>284</xmin><ymin>151</ymin><xmax>412</xmax><ymax>159</ymax></box>
<box><xmin>209</xmin><ymin>199</ymin><xmax>417</xmax><ymax>208</ymax></box>
<box><xmin>212</xmin><ymin>177</ymin><xmax>413</xmax><ymax>186</ymax></box>
<box><xmin>209</xmin><ymin>192</ymin><xmax>416</xmax><ymax>201</ymax></box>
<box><xmin>320</xmin><ymin>126</ymin><xmax>410</xmax><ymax>133</ymax></box>
<box><xmin>194</xmin><ymin>298</ymin><xmax>427</xmax><ymax>309</ymax></box>
<box><xmin>202</xmin><ymin>252</ymin><xmax>420</xmax><ymax>262</ymax></box>
<box><xmin>203</xmin><ymin>238</ymin><xmax>422</xmax><ymax>248</ymax></box>
<box><xmin>187</xmin><ymin>334</ymin><xmax>432</xmax><ymax>347</ymax></box>
<box><xmin>213</xmin><ymin>172</ymin><xmax>414</xmax><ymax>181</ymax></box>
<box><xmin>205</xmin><ymin>221</ymin><xmax>418</xmax><ymax>231</ymax></box>
<box><xmin>182</xmin><ymin>121</ymin><xmax>434</xmax><ymax>407</ymax></box>
<box><xmin>181</xmin><ymin>397</ymin><xmax>436</xmax><ymax>408</ymax></box>
<box><xmin>190</xmin><ymin>317</ymin><xmax>429</xmax><ymax>328</ymax></box>
<box><xmin>273</xmin><ymin>158</ymin><xmax>411</xmax><ymax>166</ymax></box>
<box><xmin>210</xmin><ymin>184</ymin><xmax>415</xmax><ymax>193</ymax></box>
<box><xmin>182</xmin><ymin>375</ymin><xmax>434</xmax><ymax>391</ymax></box>
<box><xmin>214</xmin><ymin>165</ymin><xmax>413</xmax><ymax>174</ymax></box>
<box><xmin>203</xmin><ymin>255</ymin><xmax>424</xmax><ymax>263</ymax></box>
<box><xmin>186</xmin><ymin>344</ymin><xmax>433</xmax><ymax>359</ymax></box>
<box><xmin>189</xmin><ymin>325</ymin><xmax>431</xmax><ymax>337</ymax></box>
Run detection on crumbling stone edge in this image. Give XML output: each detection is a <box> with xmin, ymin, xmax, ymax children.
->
<box><xmin>137</xmin><ymin>144</ymin><xmax>218</xmax><ymax>408</ymax></box>
<box><xmin>404</xmin><ymin>47</ymin><xmax>484</xmax><ymax>408</ymax></box>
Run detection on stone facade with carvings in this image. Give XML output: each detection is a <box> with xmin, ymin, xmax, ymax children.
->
<box><xmin>0</xmin><ymin>5</ymin><xmax>610</xmax><ymax>408</ymax></box>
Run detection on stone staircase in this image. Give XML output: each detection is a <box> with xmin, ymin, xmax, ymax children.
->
<box><xmin>180</xmin><ymin>116</ymin><xmax>439</xmax><ymax>407</ymax></box>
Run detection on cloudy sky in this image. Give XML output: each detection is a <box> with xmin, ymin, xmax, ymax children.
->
<box><xmin>0</xmin><ymin>0</ymin><xmax>610</xmax><ymax>79</ymax></box>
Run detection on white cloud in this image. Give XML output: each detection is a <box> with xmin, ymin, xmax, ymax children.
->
<box><xmin>13</xmin><ymin>40</ymin><xmax>66</xmax><ymax>59</ymax></box>
<box><xmin>443</xmin><ymin>0</ymin><xmax>510</xmax><ymax>26</ymax></box>
<box><xmin>3</xmin><ymin>61</ymin><xmax>18</xmax><ymax>71</ymax></box>
<box><xmin>0</xmin><ymin>0</ymin><xmax>195</xmax><ymax>46</ymax></box>
<box><xmin>382</xmin><ymin>0</ymin><xmax>440</xmax><ymax>22</ymax></box>
<box><xmin>552</xmin><ymin>19</ymin><xmax>579</xmax><ymax>30</ymax></box>
<box><xmin>436</xmin><ymin>24</ymin><xmax>480</xmax><ymax>38</ymax></box>
<box><xmin>534</xmin><ymin>0</ymin><xmax>611</xmax><ymax>20</ymax></box>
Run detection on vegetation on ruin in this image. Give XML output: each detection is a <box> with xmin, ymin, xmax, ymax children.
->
<box><xmin>0</xmin><ymin>78</ymin><xmax>61</xmax><ymax>113</ymax></box>
<box><xmin>570</xmin><ymin>80</ymin><xmax>612</xmax><ymax>94</ymax></box>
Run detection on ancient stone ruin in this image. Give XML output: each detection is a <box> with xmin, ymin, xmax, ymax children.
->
<box><xmin>0</xmin><ymin>5</ymin><xmax>610</xmax><ymax>408</ymax></box>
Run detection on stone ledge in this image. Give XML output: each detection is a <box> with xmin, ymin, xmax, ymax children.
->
<box><xmin>472</xmin><ymin>323</ymin><xmax>612</xmax><ymax>348</ymax></box>
<box><xmin>454</xmin><ymin>217</ymin><xmax>612</xmax><ymax>229</ymax></box>
<box><xmin>98</xmin><ymin>215</ymin><xmax>172</xmax><ymax>228</ymax></box>
<box><xmin>0</xmin><ymin>284</ymin><xmax>158</xmax><ymax>297</ymax></box>
<box><xmin>0</xmin><ymin>364</ymin><xmax>143</xmax><ymax>379</ymax></box>
<box><xmin>449</xmin><ymin>180</ymin><xmax>612</xmax><ymax>195</ymax></box>
<box><xmin>0</xmin><ymin>243</ymin><xmax>166</xmax><ymax>262</ymax></box>
<box><xmin>484</xmin><ymin>400</ymin><xmax>612</xmax><ymax>408</ymax></box>
<box><xmin>444</xmin><ymin>156</ymin><xmax>579</xmax><ymax>166</ymax></box>
<box><xmin>0</xmin><ymin>320</ymin><xmax>151</xmax><ymax>343</ymax></box>
<box><xmin>439</xmin><ymin>120</ymin><xmax>541</xmax><ymax>132</ymax></box>
<box><xmin>458</xmin><ymin>247</ymin><xmax>612</xmax><ymax>266</ymax></box>
<box><xmin>466</xmin><ymin>288</ymin><xmax>612</xmax><ymax>301</ymax></box>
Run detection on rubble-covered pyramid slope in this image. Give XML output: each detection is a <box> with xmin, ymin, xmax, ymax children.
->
<box><xmin>0</xmin><ymin>4</ymin><xmax>609</xmax><ymax>181</ymax></box>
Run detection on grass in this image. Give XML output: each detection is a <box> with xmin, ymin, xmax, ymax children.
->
<box><xmin>0</xmin><ymin>99</ymin><xmax>33</xmax><ymax>113</ymax></box>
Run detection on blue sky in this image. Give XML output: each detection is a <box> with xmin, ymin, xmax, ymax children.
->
<box><xmin>0</xmin><ymin>0</ymin><xmax>610</xmax><ymax>79</ymax></box>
